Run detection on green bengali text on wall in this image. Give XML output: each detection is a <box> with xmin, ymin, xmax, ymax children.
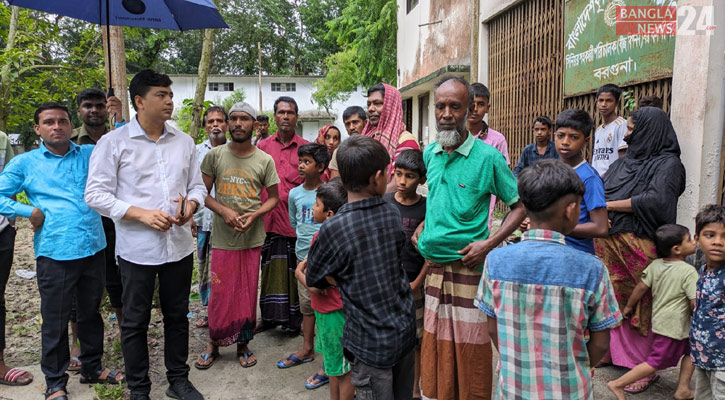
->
<box><xmin>564</xmin><ymin>0</ymin><xmax>676</xmax><ymax>96</ymax></box>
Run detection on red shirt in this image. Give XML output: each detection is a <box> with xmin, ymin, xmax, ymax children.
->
<box><xmin>308</xmin><ymin>232</ymin><xmax>343</xmax><ymax>313</ymax></box>
<box><xmin>258</xmin><ymin>132</ymin><xmax>308</xmax><ymax>237</ymax></box>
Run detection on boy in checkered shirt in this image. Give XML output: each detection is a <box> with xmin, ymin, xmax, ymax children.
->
<box><xmin>475</xmin><ymin>159</ymin><xmax>621</xmax><ymax>399</ymax></box>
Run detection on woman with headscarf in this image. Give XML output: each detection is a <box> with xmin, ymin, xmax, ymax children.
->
<box><xmin>594</xmin><ymin>107</ymin><xmax>686</xmax><ymax>394</ymax></box>
<box><xmin>328</xmin><ymin>84</ymin><xmax>419</xmax><ymax>185</ymax></box>
<box><xmin>315</xmin><ymin>125</ymin><xmax>341</xmax><ymax>182</ymax></box>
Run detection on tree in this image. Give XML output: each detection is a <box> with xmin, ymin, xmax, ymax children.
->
<box><xmin>188</xmin><ymin>28</ymin><xmax>215</xmax><ymax>141</ymax></box>
<box><xmin>0</xmin><ymin>6</ymin><xmax>104</xmax><ymax>143</ymax></box>
<box><xmin>311</xmin><ymin>0</ymin><xmax>398</xmax><ymax>109</ymax></box>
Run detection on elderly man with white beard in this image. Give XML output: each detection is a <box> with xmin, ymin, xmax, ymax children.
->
<box><xmin>412</xmin><ymin>75</ymin><xmax>526</xmax><ymax>400</ymax></box>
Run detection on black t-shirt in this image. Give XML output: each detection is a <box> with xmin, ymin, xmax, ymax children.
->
<box><xmin>383</xmin><ymin>192</ymin><xmax>426</xmax><ymax>282</ymax></box>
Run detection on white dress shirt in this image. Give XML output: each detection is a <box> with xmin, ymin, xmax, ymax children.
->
<box><xmin>85</xmin><ymin>117</ymin><xmax>207</xmax><ymax>265</ymax></box>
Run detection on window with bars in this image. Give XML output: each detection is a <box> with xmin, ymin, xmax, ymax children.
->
<box><xmin>271</xmin><ymin>82</ymin><xmax>296</xmax><ymax>92</ymax></box>
<box><xmin>209</xmin><ymin>82</ymin><xmax>234</xmax><ymax>91</ymax></box>
<box><xmin>407</xmin><ymin>0</ymin><xmax>418</xmax><ymax>13</ymax></box>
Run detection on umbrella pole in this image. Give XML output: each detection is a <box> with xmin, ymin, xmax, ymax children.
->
<box><xmin>106</xmin><ymin>0</ymin><xmax>114</xmax><ymax>97</ymax></box>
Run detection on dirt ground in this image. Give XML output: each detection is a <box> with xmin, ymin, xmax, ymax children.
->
<box><xmin>3</xmin><ymin>218</ymin><xmax>685</xmax><ymax>399</ymax></box>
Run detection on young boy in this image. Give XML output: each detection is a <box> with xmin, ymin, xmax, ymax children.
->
<box><xmin>467</xmin><ymin>82</ymin><xmax>509</xmax><ymax>229</ymax></box>
<box><xmin>307</xmin><ymin>135</ymin><xmax>416</xmax><ymax>399</ymax></box>
<box><xmin>690</xmin><ymin>205</ymin><xmax>725</xmax><ymax>400</ymax></box>
<box><xmin>295</xmin><ymin>179</ymin><xmax>352</xmax><ymax>400</ymax></box>
<box><xmin>592</xmin><ymin>84</ymin><xmax>628</xmax><ymax>177</ymax></box>
<box><xmin>382</xmin><ymin>149</ymin><xmax>427</xmax><ymax>399</ymax></box>
<box><xmin>280</xmin><ymin>143</ymin><xmax>330</xmax><ymax>375</ymax></box>
<box><xmin>607</xmin><ymin>224</ymin><xmax>698</xmax><ymax>400</ymax></box>
<box><xmin>512</xmin><ymin>116</ymin><xmax>559</xmax><ymax>177</ymax></box>
<box><xmin>476</xmin><ymin>159</ymin><xmax>621</xmax><ymax>399</ymax></box>
<box><xmin>554</xmin><ymin>109</ymin><xmax>609</xmax><ymax>254</ymax></box>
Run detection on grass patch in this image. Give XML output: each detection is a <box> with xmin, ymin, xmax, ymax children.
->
<box><xmin>93</xmin><ymin>382</ymin><xmax>124</xmax><ymax>400</ymax></box>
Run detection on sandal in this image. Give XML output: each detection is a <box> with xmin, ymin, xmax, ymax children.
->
<box><xmin>194</xmin><ymin>352</ymin><xmax>220</xmax><ymax>370</ymax></box>
<box><xmin>238</xmin><ymin>351</ymin><xmax>257</xmax><ymax>368</ymax></box>
<box><xmin>67</xmin><ymin>356</ymin><xmax>82</xmax><ymax>372</ymax></box>
<box><xmin>195</xmin><ymin>316</ymin><xmax>208</xmax><ymax>328</ymax></box>
<box><xmin>0</xmin><ymin>367</ymin><xmax>33</xmax><ymax>386</ymax></box>
<box><xmin>624</xmin><ymin>374</ymin><xmax>659</xmax><ymax>394</ymax></box>
<box><xmin>80</xmin><ymin>368</ymin><xmax>125</xmax><ymax>384</ymax></box>
<box><xmin>305</xmin><ymin>373</ymin><xmax>329</xmax><ymax>389</ymax></box>
<box><xmin>276</xmin><ymin>353</ymin><xmax>313</xmax><ymax>369</ymax></box>
<box><xmin>45</xmin><ymin>386</ymin><xmax>68</xmax><ymax>400</ymax></box>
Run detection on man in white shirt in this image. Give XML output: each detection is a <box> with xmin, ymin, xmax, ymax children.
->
<box><xmin>85</xmin><ymin>70</ymin><xmax>207</xmax><ymax>400</ymax></box>
<box><xmin>592</xmin><ymin>84</ymin><xmax>628</xmax><ymax>177</ymax></box>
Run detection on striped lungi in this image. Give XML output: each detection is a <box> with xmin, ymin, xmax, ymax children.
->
<box><xmin>421</xmin><ymin>260</ymin><xmax>492</xmax><ymax>400</ymax></box>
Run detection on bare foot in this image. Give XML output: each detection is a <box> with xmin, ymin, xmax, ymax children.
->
<box><xmin>606</xmin><ymin>381</ymin><xmax>627</xmax><ymax>400</ymax></box>
<box><xmin>674</xmin><ymin>388</ymin><xmax>695</xmax><ymax>400</ymax></box>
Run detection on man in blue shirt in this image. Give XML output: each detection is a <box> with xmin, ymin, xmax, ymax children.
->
<box><xmin>0</xmin><ymin>103</ymin><xmax>123</xmax><ymax>400</ymax></box>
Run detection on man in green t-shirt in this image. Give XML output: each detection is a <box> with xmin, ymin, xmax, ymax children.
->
<box><xmin>195</xmin><ymin>102</ymin><xmax>280</xmax><ymax>370</ymax></box>
<box><xmin>413</xmin><ymin>76</ymin><xmax>526</xmax><ymax>400</ymax></box>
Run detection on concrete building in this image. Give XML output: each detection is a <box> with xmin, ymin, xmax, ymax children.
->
<box><xmin>398</xmin><ymin>0</ymin><xmax>725</xmax><ymax>229</ymax></box>
<box><xmin>167</xmin><ymin>74</ymin><xmax>367</xmax><ymax>142</ymax></box>
<box><xmin>396</xmin><ymin>0</ymin><xmax>473</xmax><ymax>145</ymax></box>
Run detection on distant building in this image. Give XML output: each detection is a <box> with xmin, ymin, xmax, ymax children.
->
<box><xmin>166</xmin><ymin>74</ymin><xmax>366</xmax><ymax>142</ymax></box>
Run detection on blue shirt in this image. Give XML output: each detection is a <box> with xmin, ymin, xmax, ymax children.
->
<box><xmin>690</xmin><ymin>265</ymin><xmax>725</xmax><ymax>370</ymax></box>
<box><xmin>0</xmin><ymin>141</ymin><xmax>105</xmax><ymax>260</ymax></box>
<box><xmin>288</xmin><ymin>184</ymin><xmax>321</xmax><ymax>260</ymax></box>
<box><xmin>566</xmin><ymin>161</ymin><xmax>606</xmax><ymax>254</ymax></box>
<box><xmin>512</xmin><ymin>141</ymin><xmax>559</xmax><ymax>177</ymax></box>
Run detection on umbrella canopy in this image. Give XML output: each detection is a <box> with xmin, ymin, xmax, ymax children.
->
<box><xmin>7</xmin><ymin>0</ymin><xmax>229</xmax><ymax>30</ymax></box>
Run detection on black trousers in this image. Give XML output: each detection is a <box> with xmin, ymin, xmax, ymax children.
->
<box><xmin>36</xmin><ymin>251</ymin><xmax>105</xmax><ymax>389</ymax></box>
<box><xmin>0</xmin><ymin>225</ymin><xmax>16</xmax><ymax>352</ymax></box>
<box><xmin>118</xmin><ymin>254</ymin><xmax>193</xmax><ymax>396</ymax></box>
<box><xmin>102</xmin><ymin>216</ymin><xmax>123</xmax><ymax>308</ymax></box>
<box><xmin>69</xmin><ymin>217</ymin><xmax>121</xmax><ymax>323</ymax></box>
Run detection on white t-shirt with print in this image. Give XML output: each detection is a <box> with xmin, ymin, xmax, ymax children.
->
<box><xmin>592</xmin><ymin>116</ymin><xmax>627</xmax><ymax>176</ymax></box>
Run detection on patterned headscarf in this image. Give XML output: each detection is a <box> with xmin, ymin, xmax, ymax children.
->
<box><xmin>315</xmin><ymin>124</ymin><xmax>337</xmax><ymax>146</ymax></box>
<box><xmin>361</xmin><ymin>83</ymin><xmax>405</xmax><ymax>161</ymax></box>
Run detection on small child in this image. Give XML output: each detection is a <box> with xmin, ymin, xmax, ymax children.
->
<box><xmin>278</xmin><ymin>143</ymin><xmax>330</xmax><ymax>375</ymax></box>
<box><xmin>512</xmin><ymin>116</ymin><xmax>559</xmax><ymax>177</ymax></box>
<box><xmin>554</xmin><ymin>109</ymin><xmax>609</xmax><ymax>254</ymax></box>
<box><xmin>307</xmin><ymin>135</ymin><xmax>416</xmax><ymax>399</ymax></box>
<box><xmin>606</xmin><ymin>224</ymin><xmax>698</xmax><ymax>400</ymax></box>
<box><xmin>382</xmin><ymin>149</ymin><xmax>427</xmax><ymax>399</ymax></box>
<box><xmin>295</xmin><ymin>179</ymin><xmax>352</xmax><ymax>400</ymax></box>
<box><xmin>690</xmin><ymin>205</ymin><xmax>725</xmax><ymax>400</ymax></box>
<box><xmin>475</xmin><ymin>159</ymin><xmax>621</xmax><ymax>399</ymax></box>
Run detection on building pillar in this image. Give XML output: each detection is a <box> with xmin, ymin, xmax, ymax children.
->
<box><xmin>672</xmin><ymin>0</ymin><xmax>725</xmax><ymax>230</ymax></box>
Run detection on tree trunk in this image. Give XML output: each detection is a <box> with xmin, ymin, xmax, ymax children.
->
<box><xmin>102</xmin><ymin>26</ymin><xmax>130</xmax><ymax>124</ymax></box>
<box><xmin>0</xmin><ymin>6</ymin><xmax>20</xmax><ymax>132</ymax></box>
<box><xmin>189</xmin><ymin>28</ymin><xmax>215</xmax><ymax>141</ymax></box>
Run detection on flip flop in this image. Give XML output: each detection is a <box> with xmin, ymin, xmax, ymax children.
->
<box><xmin>0</xmin><ymin>368</ymin><xmax>33</xmax><ymax>386</ymax></box>
<box><xmin>194</xmin><ymin>352</ymin><xmax>220</xmax><ymax>370</ymax></box>
<box><xmin>195</xmin><ymin>317</ymin><xmax>208</xmax><ymax>328</ymax></box>
<box><xmin>238</xmin><ymin>352</ymin><xmax>257</xmax><ymax>368</ymax></box>
<box><xmin>276</xmin><ymin>353</ymin><xmax>314</xmax><ymax>369</ymax></box>
<box><xmin>305</xmin><ymin>373</ymin><xmax>329</xmax><ymax>390</ymax></box>
<box><xmin>79</xmin><ymin>368</ymin><xmax>125</xmax><ymax>385</ymax></box>
<box><xmin>624</xmin><ymin>374</ymin><xmax>659</xmax><ymax>394</ymax></box>
<box><xmin>67</xmin><ymin>356</ymin><xmax>82</xmax><ymax>372</ymax></box>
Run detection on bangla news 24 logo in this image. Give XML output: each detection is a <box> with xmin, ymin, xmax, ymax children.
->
<box><xmin>614</xmin><ymin>5</ymin><xmax>715</xmax><ymax>36</ymax></box>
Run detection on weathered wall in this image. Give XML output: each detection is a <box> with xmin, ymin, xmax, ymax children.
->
<box><xmin>672</xmin><ymin>0</ymin><xmax>725</xmax><ymax>230</ymax></box>
<box><xmin>397</xmin><ymin>0</ymin><xmax>472</xmax><ymax>87</ymax></box>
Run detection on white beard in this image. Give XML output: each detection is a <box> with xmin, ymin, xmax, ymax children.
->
<box><xmin>436</xmin><ymin>129</ymin><xmax>461</xmax><ymax>147</ymax></box>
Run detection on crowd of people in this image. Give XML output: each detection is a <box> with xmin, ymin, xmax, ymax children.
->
<box><xmin>0</xmin><ymin>68</ymin><xmax>722</xmax><ymax>400</ymax></box>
